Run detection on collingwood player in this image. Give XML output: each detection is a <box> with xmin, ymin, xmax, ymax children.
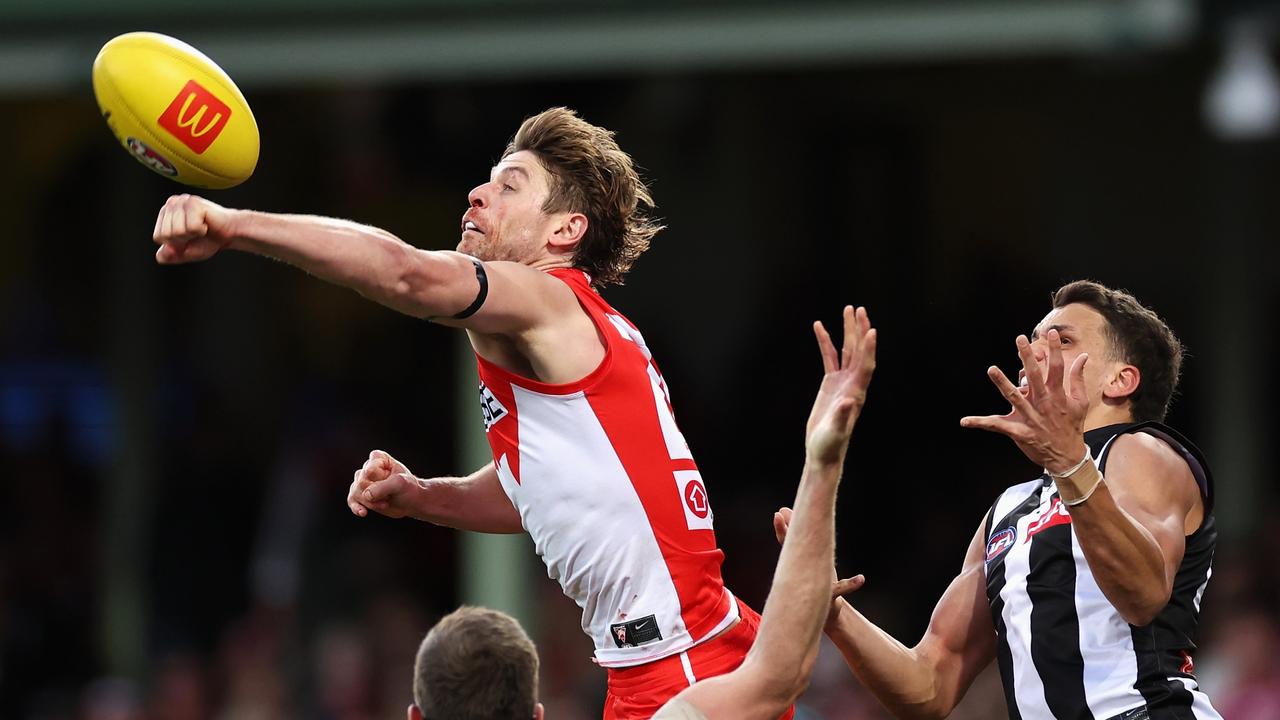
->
<box><xmin>779</xmin><ymin>281</ymin><xmax>1220</xmax><ymax>720</ymax></box>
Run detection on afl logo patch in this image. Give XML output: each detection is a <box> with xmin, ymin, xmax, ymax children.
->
<box><xmin>126</xmin><ymin>137</ymin><xmax>178</xmax><ymax>176</ymax></box>
<box><xmin>478</xmin><ymin>382</ymin><xmax>508</xmax><ymax>432</ymax></box>
<box><xmin>985</xmin><ymin>527</ymin><xmax>1016</xmax><ymax>563</ymax></box>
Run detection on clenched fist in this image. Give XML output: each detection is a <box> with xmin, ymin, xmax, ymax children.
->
<box><xmin>347</xmin><ymin>449</ymin><xmax>424</xmax><ymax>520</ymax></box>
<box><xmin>152</xmin><ymin>194</ymin><xmax>237</xmax><ymax>264</ymax></box>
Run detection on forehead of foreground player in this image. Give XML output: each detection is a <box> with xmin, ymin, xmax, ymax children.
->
<box><xmin>1031</xmin><ymin>303</ymin><xmax>1110</xmax><ymax>349</ymax></box>
<box><xmin>491</xmin><ymin>150</ymin><xmax>552</xmax><ymax>192</ymax></box>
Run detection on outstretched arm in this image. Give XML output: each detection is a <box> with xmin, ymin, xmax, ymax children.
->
<box><xmin>820</xmin><ymin>520</ymin><xmax>996</xmax><ymax>719</ymax></box>
<box><xmin>151</xmin><ymin>195</ymin><xmax>578</xmax><ymax>335</ymax></box>
<box><xmin>661</xmin><ymin>306</ymin><xmax>877</xmax><ymax>720</ymax></box>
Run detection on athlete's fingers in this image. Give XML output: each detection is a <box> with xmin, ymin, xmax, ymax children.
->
<box><xmin>833</xmin><ymin>575</ymin><xmax>866</xmax><ymax>598</ymax></box>
<box><xmin>959</xmin><ymin>413</ymin><xmax>1024</xmax><ymax>438</ymax></box>
<box><xmin>772</xmin><ymin>507</ymin><xmax>794</xmax><ymax>545</ymax></box>
<box><xmin>984</xmin><ymin>364</ymin><xmax>1037</xmax><ymax>418</ymax></box>
<box><xmin>1068</xmin><ymin>353</ymin><xmax>1089</xmax><ymax>402</ymax></box>
<box><xmin>1045</xmin><ymin>329</ymin><xmax>1065</xmax><ymax>394</ymax></box>
<box><xmin>773</xmin><ymin>511</ymin><xmax>787</xmax><ymax>545</ymax></box>
<box><xmin>814</xmin><ymin>321</ymin><xmax>838</xmax><ymax>373</ymax></box>
<box><xmin>361</xmin><ymin>455</ymin><xmax>393</xmax><ymax>482</ymax></box>
<box><xmin>857</xmin><ymin>327</ymin><xmax>878</xmax><ymax>381</ymax></box>
<box><xmin>841</xmin><ymin>305</ymin><xmax>857</xmax><ymax>369</ymax></box>
<box><xmin>160</xmin><ymin>200</ymin><xmax>177</xmax><ymax>246</ymax></box>
<box><xmin>347</xmin><ymin>475</ymin><xmax>369</xmax><ymax>516</ymax></box>
<box><xmin>363</xmin><ymin>473</ymin><xmax>410</xmax><ymax>503</ymax></box>
<box><xmin>155</xmin><ymin>244</ymin><xmax>181</xmax><ymax>264</ymax></box>
<box><xmin>1015</xmin><ymin>336</ymin><xmax>1043</xmax><ymax>400</ymax></box>
<box><xmin>153</xmin><ymin>204</ymin><xmax>166</xmax><ymax>242</ymax></box>
<box><xmin>172</xmin><ymin>195</ymin><xmax>190</xmax><ymax>238</ymax></box>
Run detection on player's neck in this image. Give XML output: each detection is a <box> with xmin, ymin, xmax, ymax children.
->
<box><xmin>1082</xmin><ymin>403</ymin><xmax>1135</xmax><ymax>433</ymax></box>
<box><xmin>526</xmin><ymin>252</ymin><xmax>575</xmax><ymax>273</ymax></box>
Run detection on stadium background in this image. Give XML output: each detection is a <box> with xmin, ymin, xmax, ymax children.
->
<box><xmin>2</xmin><ymin>0</ymin><xmax>1278</xmax><ymax>717</ymax></box>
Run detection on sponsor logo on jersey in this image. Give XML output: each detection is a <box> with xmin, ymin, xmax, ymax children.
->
<box><xmin>1025</xmin><ymin>496</ymin><xmax>1072</xmax><ymax>543</ymax></box>
<box><xmin>684</xmin><ymin>480</ymin><xmax>709</xmax><ymax>519</ymax></box>
<box><xmin>157</xmin><ymin>79</ymin><xmax>232</xmax><ymax>154</ymax></box>
<box><xmin>478</xmin><ymin>382</ymin><xmax>508</xmax><ymax>432</ymax></box>
<box><xmin>675</xmin><ymin>470</ymin><xmax>714</xmax><ymax>530</ymax></box>
<box><xmin>986</xmin><ymin>527</ymin><xmax>1016</xmax><ymax>563</ymax></box>
<box><xmin>126</xmin><ymin>137</ymin><xmax>178</xmax><ymax>176</ymax></box>
<box><xmin>610</xmin><ymin>614</ymin><xmax>662</xmax><ymax>648</ymax></box>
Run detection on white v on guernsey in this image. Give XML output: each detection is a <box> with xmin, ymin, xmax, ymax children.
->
<box><xmin>475</xmin><ymin>268</ymin><xmax>738</xmax><ymax>667</ymax></box>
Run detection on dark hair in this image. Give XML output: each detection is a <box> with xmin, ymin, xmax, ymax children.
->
<box><xmin>504</xmin><ymin>107</ymin><xmax>663</xmax><ymax>288</ymax></box>
<box><xmin>1052</xmin><ymin>280</ymin><xmax>1183</xmax><ymax>423</ymax></box>
<box><xmin>413</xmin><ymin>606</ymin><xmax>539</xmax><ymax>720</ymax></box>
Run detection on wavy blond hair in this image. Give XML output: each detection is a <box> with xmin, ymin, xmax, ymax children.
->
<box><xmin>505</xmin><ymin>107</ymin><xmax>663</xmax><ymax>287</ymax></box>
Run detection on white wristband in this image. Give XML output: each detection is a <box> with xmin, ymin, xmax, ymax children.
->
<box><xmin>1063</xmin><ymin>472</ymin><xmax>1104</xmax><ymax>507</ymax></box>
<box><xmin>1046</xmin><ymin>448</ymin><xmax>1092</xmax><ymax>479</ymax></box>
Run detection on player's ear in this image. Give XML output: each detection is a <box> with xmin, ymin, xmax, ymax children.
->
<box><xmin>407</xmin><ymin>703</ymin><xmax>423</xmax><ymax>720</ymax></box>
<box><xmin>1103</xmin><ymin>363</ymin><xmax>1140</xmax><ymax>401</ymax></box>
<box><xmin>549</xmin><ymin>212</ymin><xmax>587</xmax><ymax>253</ymax></box>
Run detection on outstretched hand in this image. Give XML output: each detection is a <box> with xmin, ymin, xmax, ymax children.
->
<box><xmin>959</xmin><ymin>329</ymin><xmax>1090</xmax><ymax>473</ymax></box>
<box><xmin>773</xmin><ymin>506</ymin><xmax>865</xmax><ymax>616</ymax></box>
<box><xmin>806</xmin><ymin>306</ymin><xmax>877</xmax><ymax>466</ymax></box>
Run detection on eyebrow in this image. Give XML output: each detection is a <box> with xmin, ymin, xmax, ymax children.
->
<box><xmin>491</xmin><ymin>165</ymin><xmax>530</xmax><ymax>182</ymax></box>
<box><xmin>1030</xmin><ymin>323</ymin><xmax>1075</xmax><ymax>340</ymax></box>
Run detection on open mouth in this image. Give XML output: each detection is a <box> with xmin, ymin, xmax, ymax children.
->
<box><xmin>462</xmin><ymin>219</ymin><xmax>485</xmax><ymax>235</ymax></box>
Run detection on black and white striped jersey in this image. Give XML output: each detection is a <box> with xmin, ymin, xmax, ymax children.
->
<box><xmin>982</xmin><ymin>422</ymin><xmax>1220</xmax><ymax>720</ymax></box>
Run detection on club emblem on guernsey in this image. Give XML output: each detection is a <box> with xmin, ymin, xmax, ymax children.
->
<box><xmin>478</xmin><ymin>382</ymin><xmax>508</xmax><ymax>432</ymax></box>
<box><xmin>986</xmin><ymin>527</ymin><xmax>1016</xmax><ymax>563</ymax></box>
<box><xmin>1025</xmin><ymin>496</ymin><xmax>1072</xmax><ymax>543</ymax></box>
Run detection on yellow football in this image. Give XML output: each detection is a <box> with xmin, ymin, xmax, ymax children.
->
<box><xmin>93</xmin><ymin>32</ymin><xmax>259</xmax><ymax>189</ymax></box>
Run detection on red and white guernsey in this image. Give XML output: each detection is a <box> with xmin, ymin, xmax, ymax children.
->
<box><xmin>475</xmin><ymin>268</ymin><xmax>738</xmax><ymax>667</ymax></box>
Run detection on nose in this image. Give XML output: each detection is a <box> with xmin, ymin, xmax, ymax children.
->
<box><xmin>467</xmin><ymin>183</ymin><xmax>490</xmax><ymax>209</ymax></box>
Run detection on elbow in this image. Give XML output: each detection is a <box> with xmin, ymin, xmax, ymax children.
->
<box><xmin>898</xmin><ymin>691</ymin><xmax>952</xmax><ymax>720</ymax></box>
<box><xmin>1118</xmin><ymin>597</ymin><xmax>1168</xmax><ymax>627</ymax></box>
<box><xmin>1112</xmin><ymin>584</ymin><xmax>1171</xmax><ymax>627</ymax></box>
<box><xmin>383</xmin><ymin>245</ymin><xmax>450</xmax><ymax>317</ymax></box>
<box><xmin>747</xmin><ymin>657</ymin><xmax>811</xmax><ymax>711</ymax></box>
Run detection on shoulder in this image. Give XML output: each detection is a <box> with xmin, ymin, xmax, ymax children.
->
<box><xmin>434</xmin><ymin>256</ymin><xmax>587</xmax><ymax>335</ymax></box>
<box><xmin>1102</xmin><ymin>432</ymin><xmax>1199</xmax><ymax>511</ymax></box>
<box><xmin>1108</xmin><ymin>432</ymin><xmax>1192</xmax><ymax>477</ymax></box>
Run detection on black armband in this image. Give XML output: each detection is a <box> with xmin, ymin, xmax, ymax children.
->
<box><xmin>452</xmin><ymin>258</ymin><xmax>489</xmax><ymax>319</ymax></box>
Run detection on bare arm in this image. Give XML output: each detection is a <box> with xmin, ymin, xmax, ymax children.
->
<box><xmin>348</xmin><ymin>452</ymin><xmax>523</xmax><ymax>534</ymax></box>
<box><xmin>151</xmin><ymin>195</ymin><xmax>578</xmax><ymax>335</ymax></box>
<box><xmin>668</xmin><ymin>306</ymin><xmax>876</xmax><ymax>720</ymax></box>
<box><xmin>1062</xmin><ymin>433</ymin><xmax>1199</xmax><ymax>625</ymax></box>
<box><xmin>822</xmin><ymin>521</ymin><xmax>996</xmax><ymax>719</ymax></box>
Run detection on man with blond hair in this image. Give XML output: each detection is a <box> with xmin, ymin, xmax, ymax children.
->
<box><xmin>153</xmin><ymin>108</ymin><xmax>781</xmax><ymax>718</ymax></box>
<box><xmin>408</xmin><ymin>307</ymin><xmax>877</xmax><ymax>720</ymax></box>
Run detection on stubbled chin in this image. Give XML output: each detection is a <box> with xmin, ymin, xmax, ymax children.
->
<box><xmin>458</xmin><ymin>235</ymin><xmax>486</xmax><ymax>259</ymax></box>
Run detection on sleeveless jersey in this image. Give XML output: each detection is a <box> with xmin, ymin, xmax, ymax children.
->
<box><xmin>474</xmin><ymin>268</ymin><xmax>738</xmax><ymax>667</ymax></box>
<box><xmin>983</xmin><ymin>422</ymin><xmax>1221</xmax><ymax>720</ymax></box>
